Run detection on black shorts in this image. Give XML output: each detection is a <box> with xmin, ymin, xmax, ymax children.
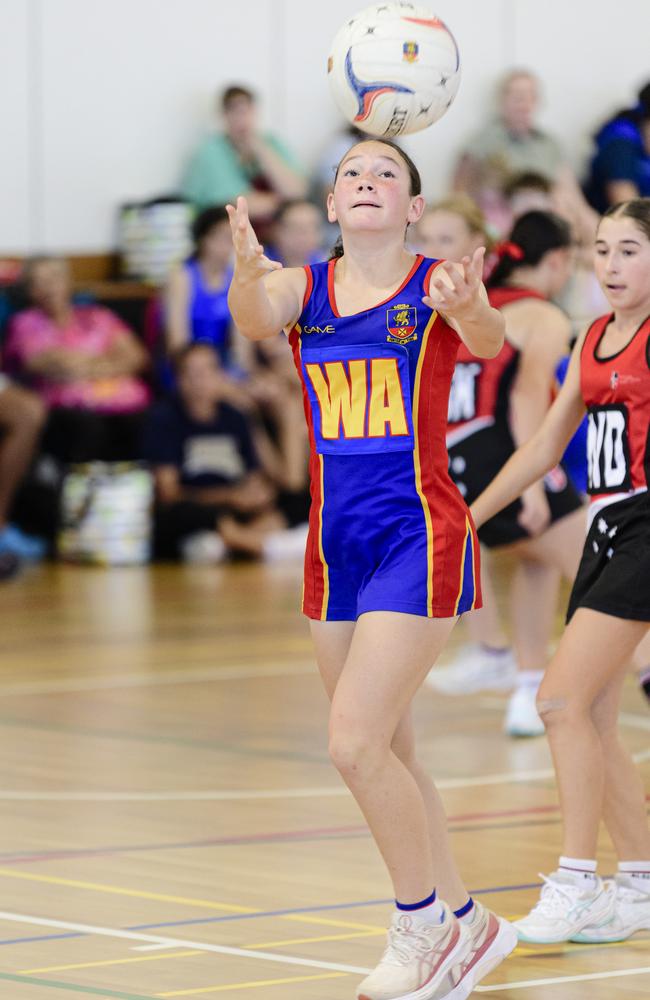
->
<box><xmin>566</xmin><ymin>492</ymin><xmax>650</xmax><ymax>623</ymax></box>
<box><xmin>448</xmin><ymin>428</ymin><xmax>583</xmax><ymax>549</ymax></box>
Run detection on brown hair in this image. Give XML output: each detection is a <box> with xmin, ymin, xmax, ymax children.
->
<box><xmin>329</xmin><ymin>139</ymin><xmax>422</xmax><ymax>259</ymax></box>
<box><xmin>220</xmin><ymin>85</ymin><xmax>255</xmax><ymax>111</ymax></box>
<box><xmin>422</xmin><ymin>194</ymin><xmax>493</xmax><ymax>251</ymax></box>
<box><xmin>601</xmin><ymin>198</ymin><xmax>650</xmax><ymax>242</ymax></box>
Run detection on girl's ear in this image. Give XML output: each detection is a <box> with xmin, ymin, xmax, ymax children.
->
<box><xmin>327</xmin><ymin>192</ymin><xmax>338</xmax><ymax>224</ymax></box>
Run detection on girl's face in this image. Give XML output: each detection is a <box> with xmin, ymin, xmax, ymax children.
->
<box><xmin>415</xmin><ymin>210</ymin><xmax>483</xmax><ymax>261</ymax></box>
<box><xmin>594</xmin><ymin>215</ymin><xmax>650</xmax><ymax>311</ymax></box>
<box><xmin>199</xmin><ymin>221</ymin><xmax>234</xmax><ymax>267</ymax></box>
<box><xmin>327</xmin><ymin>141</ymin><xmax>424</xmax><ymax>236</ymax></box>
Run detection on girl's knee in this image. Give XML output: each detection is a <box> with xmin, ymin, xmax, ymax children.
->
<box><xmin>328</xmin><ymin>723</ymin><xmax>386</xmax><ymax>779</ymax></box>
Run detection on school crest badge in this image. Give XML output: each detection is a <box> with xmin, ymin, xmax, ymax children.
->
<box><xmin>387</xmin><ymin>303</ymin><xmax>418</xmax><ymax>344</ymax></box>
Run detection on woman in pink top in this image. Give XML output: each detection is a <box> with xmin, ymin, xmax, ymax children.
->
<box><xmin>5</xmin><ymin>257</ymin><xmax>150</xmax><ymax>462</ymax></box>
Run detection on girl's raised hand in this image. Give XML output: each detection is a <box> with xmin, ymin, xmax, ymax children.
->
<box><xmin>226</xmin><ymin>196</ymin><xmax>283</xmax><ymax>283</ymax></box>
<box><xmin>423</xmin><ymin>246</ymin><xmax>486</xmax><ymax>319</ymax></box>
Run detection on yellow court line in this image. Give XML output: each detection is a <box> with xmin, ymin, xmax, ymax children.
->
<box><xmin>3</xmin><ymin>870</ymin><xmax>379</xmax><ymax>928</ymax></box>
<box><xmin>20</xmin><ymin>950</ymin><xmax>200</xmax><ymax>974</ymax></box>
<box><xmin>0</xmin><ymin>868</ymin><xmax>251</xmax><ymax>913</ymax></box>
<box><xmin>248</xmin><ymin>929</ymin><xmax>383</xmax><ymax>948</ymax></box>
<box><xmin>157</xmin><ymin>971</ymin><xmax>348</xmax><ymax>997</ymax></box>
<box><xmin>0</xmin><ymin>868</ymin><xmax>383</xmax><ymax>932</ymax></box>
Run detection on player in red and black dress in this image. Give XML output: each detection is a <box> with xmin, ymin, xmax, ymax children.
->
<box><xmin>438</xmin><ymin>212</ymin><xmax>585</xmax><ymax>736</ymax></box>
<box><xmin>473</xmin><ymin>199</ymin><xmax>650</xmax><ymax>944</ymax></box>
<box><xmin>227</xmin><ymin>138</ymin><xmax>517</xmax><ymax>1000</ymax></box>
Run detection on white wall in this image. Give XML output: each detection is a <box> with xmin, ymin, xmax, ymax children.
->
<box><xmin>1</xmin><ymin>0</ymin><xmax>649</xmax><ymax>253</ymax></box>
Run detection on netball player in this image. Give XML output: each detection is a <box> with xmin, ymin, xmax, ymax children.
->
<box><xmin>472</xmin><ymin>199</ymin><xmax>650</xmax><ymax>943</ymax></box>
<box><xmin>441</xmin><ymin>212</ymin><xmax>586</xmax><ymax>736</ymax></box>
<box><xmin>227</xmin><ymin>139</ymin><xmax>517</xmax><ymax>1000</ymax></box>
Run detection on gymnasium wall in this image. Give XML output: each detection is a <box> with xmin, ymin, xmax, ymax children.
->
<box><xmin>1</xmin><ymin>0</ymin><xmax>648</xmax><ymax>254</ymax></box>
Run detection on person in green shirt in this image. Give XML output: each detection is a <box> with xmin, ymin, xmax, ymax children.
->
<box><xmin>181</xmin><ymin>85</ymin><xmax>307</xmax><ymax>234</ymax></box>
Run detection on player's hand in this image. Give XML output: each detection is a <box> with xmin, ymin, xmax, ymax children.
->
<box><xmin>226</xmin><ymin>196</ymin><xmax>282</xmax><ymax>284</ymax></box>
<box><xmin>517</xmin><ymin>485</ymin><xmax>551</xmax><ymax>536</ymax></box>
<box><xmin>423</xmin><ymin>247</ymin><xmax>486</xmax><ymax>319</ymax></box>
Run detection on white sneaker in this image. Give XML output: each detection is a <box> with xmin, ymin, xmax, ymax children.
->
<box><xmin>425</xmin><ymin>645</ymin><xmax>517</xmax><ymax>695</ymax></box>
<box><xmin>263</xmin><ymin>523</ymin><xmax>309</xmax><ymax>561</ymax></box>
<box><xmin>504</xmin><ymin>685</ymin><xmax>545</xmax><ymax>737</ymax></box>
<box><xmin>514</xmin><ymin>872</ymin><xmax>616</xmax><ymax>944</ymax></box>
<box><xmin>571</xmin><ymin>875</ymin><xmax>650</xmax><ymax>942</ymax></box>
<box><xmin>457</xmin><ymin>901</ymin><xmax>518</xmax><ymax>993</ymax></box>
<box><xmin>180</xmin><ymin>531</ymin><xmax>227</xmax><ymax>564</ymax></box>
<box><xmin>356</xmin><ymin>903</ymin><xmax>472</xmax><ymax>1000</ymax></box>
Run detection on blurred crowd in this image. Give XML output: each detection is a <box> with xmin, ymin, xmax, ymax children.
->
<box><xmin>0</xmin><ymin>72</ymin><xmax>648</xmax><ymax>577</ymax></box>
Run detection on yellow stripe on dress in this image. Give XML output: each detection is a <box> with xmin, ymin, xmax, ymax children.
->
<box><xmin>412</xmin><ymin>312</ymin><xmax>438</xmax><ymax>617</ymax></box>
<box><xmin>317</xmin><ymin>453</ymin><xmax>330</xmax><ymax>620</ymax></box>
<box><xmin>454</xmin><ymin>516</ymin><xmax>476</xmax><ymax>615</ymax></box>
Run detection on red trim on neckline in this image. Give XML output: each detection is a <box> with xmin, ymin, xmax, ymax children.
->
<box><xmin>327</xmin><ymin>254</ymin><xmax>424</xmax><ymax>318</ymax></box>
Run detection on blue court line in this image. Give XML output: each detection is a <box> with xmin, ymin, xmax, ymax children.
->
<box><xmin>0</xmin><ymin>815</ymin><xmax>562</xmax><ymax>866</ymax></box>
<box><xmin>0</xmin><ymin>880</ymin><xmax>542</xmax><ymax>948</ymax></box>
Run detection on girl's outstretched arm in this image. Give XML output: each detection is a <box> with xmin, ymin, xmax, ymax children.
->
<box><xmin>226</xmin><ymin>196</ymin><xmax>306</xmax><ymax>340</ymax></box>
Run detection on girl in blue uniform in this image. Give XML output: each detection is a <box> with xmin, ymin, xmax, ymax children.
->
<box><xmin>227</xmin><ymin>139</ymin><xmax>516</xmax><ymax>1000</ymax></box>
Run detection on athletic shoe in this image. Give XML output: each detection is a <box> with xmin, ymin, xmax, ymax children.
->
<box><xmin>180</xmin><ymin>532</ymin><xmax>227</xmax><ymax>564</ymax></box>
<box><xmin>456</xmin><ymin>901</ymin><xmax>518</xmax><ymax>991</ymax></box>
<box><xmin>356</xmin><ymin>903</ymin><xmax>471</xmax><ymax>1000</ymax></box>
<box><xmin>425</xmin><ymin>645</ymin><xmax>517</xmax><ymax>695</ymax></box>
<box><xmin>504</xmin><ymin>685</ymin><xmax>545</xmax><ymax>738</ymax></box>
<box><xmin>514</xmin><ymin>872</ymin><xmax>616</xmax><ymax>944</ymax></box>
<box><xmin>571</xmin><ymin>875</ymin><xmax>650</xmax><ymax>942</ymax></box>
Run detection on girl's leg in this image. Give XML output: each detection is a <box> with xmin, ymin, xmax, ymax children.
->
<box><xmin>311</xmin><ymin>619</ymin><xmax>469</xmax><ymax>910</ymax></box>
<box><xmin>591</xmin><ymin>654</ymin><xmax>650</xmax><ymax>860</ymax></box>
<box><xmin>391</xmin><ymin>709</ymin><xmax>469</xmax><ymax>910</ymax></box>
<box><xmin>464</xmin><ymin>548</ymin><xmax>510</xmax><ymax>649</ymax></box>
<box><xmin>536</xmin><ymin>608</ymin><xmax>648</xmax><ymax>858</ymax></box>
<box><xmin>509</xmin><ymin>557</ymin><xmax>559</xmax><ymax>673</ymax></box>
<box><xmin>321</xmin><ymin>611</ymin><xmax>457</xmax><ymax>903</ymax></box>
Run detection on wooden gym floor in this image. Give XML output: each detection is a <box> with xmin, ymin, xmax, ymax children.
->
<box><xmin>0</xmin><ymin>559</ymin><xmax>648</xmax><ymax>999</ymax></box>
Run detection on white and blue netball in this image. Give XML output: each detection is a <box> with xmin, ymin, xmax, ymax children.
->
<box><xmin>328</xmin><ymin>2</ymin><xmax>461</xmax><ymax>137</ymax></box>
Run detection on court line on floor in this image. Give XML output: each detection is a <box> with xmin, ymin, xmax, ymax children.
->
<box><xmin>21</xmin><ymin>950</ymin><xmax>200</xmax><ymax>974</ymax></box>
<box><xmin>0</xmin><ymin>911</ymin><xmax>372</xmax><ymax>975</ymax></box>
<box><xmin>0</xmin><ymin>662</ymin><xmax>315</xmax><ymax>698</ymax></box>
<box><xmin>0</xmin><ymin>768</ymin><xmax>559</xmax><ymax>802</ymax></box>
<box><xmin>0</xmin><ymin>881</ymin><xmax>543</xmax><ymax>950</ymax></box>
<box><xmin>157</xmin><ymin>972</ymin><xmax>348</xmax><ymax>996</ymax></box>
<box><xmin>0</xmin><ymin>970</ymin><xmax>157</xmax><ymax>999</ymax></box>
<box><xmin>0</xmin><ymin>805</ymin><xmax>561</xmax><ymax>864</ymax></box>
<box><xmin>475</xmin><ymin>964</ymin><xmax>650</xmax><ymax>991</ymax></box>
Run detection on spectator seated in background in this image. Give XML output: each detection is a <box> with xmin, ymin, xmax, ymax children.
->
<box><xmin>584</xmin><ymin>82</ymin><xmax>650</xmax><ymax>211</ymax></box>
<box><xmin>453</xmin><ymin>69</ymin><xmax>597</xmax><ymax>244</ymax></box>
<box><xmin>0</xmin><ymin>374</ymin><xmax>47</xmax><ymax>568</ymax></box>
<box><xmin>4</xmin><ymin>256</ymin><xmax>150</xmax><ymax>464</ymax></box>
<box><xmin>164</xmin><ymin>205</ymin><xmax>234</xmax><ymax>364</ymax></box>
<box><xmin>267</xmin><ymin>199</ymin><xmax>325</xmax><ymax>268</ymax></box>
<box><xmin>142</xmin><ymin>343</ymin><xmax>307</xmax><ymax>563</ymax></box>
<box><xmin>181</xmin><ymin>84</ymin><xmax>306</xmax><ymax>239</ymax></box>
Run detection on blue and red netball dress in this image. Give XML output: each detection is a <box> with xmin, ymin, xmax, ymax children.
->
<box><xmin>566</xmin><ymin>313</ymin><xmax>650</xmax><ymax>622</ymax></box>
<box><xmin>288</xmin><ymin>254</ymin><xmax>481</xmax><ymax>621</ymax></box>
<box><xmin>446</xmin><ymin>286</ymin><xmax>582</xmax><ymax>548</ymax></box>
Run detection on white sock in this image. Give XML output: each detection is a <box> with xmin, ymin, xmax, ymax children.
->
<box><xmin>558</xmin><ymin>855</ymin><xmax>598</xmax><ymax>887</ymax></box>
<box><xmin>396</xmin><ymin>890</ymin><xmax>444</xmax><ymax>927</ymax></box>
<box><xmin>517</xmin><ymin>669</ymin><xmax>544</xmax><ymax>691</ymax></box>
<box><xmin>618</xmin><ymin>861</ymin><xmax>650</xmax><ymax>893</ymax></box>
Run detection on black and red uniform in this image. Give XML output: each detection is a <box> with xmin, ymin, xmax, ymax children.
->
<box><xmin>567</xmin><ymin>313</ymin><xmax>650</xmax><ymax>622</ymax></box>
<box><xmin>446</xmin><ymin>287</ymin><xmax>582</xmax><ymax>548</ymax></box>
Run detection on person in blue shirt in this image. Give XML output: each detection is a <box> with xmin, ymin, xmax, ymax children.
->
<box><xmin>585</xmin><ymin>83</ymin><xmax>650</xmax><ymax>212</ymax></box>
<box><xmin>164</xmin><ymin>206</ymin><xmax>235</xmax><ymax>366</ymax></box>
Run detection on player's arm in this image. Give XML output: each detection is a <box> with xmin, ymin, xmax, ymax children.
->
<box><xmin>508</xmin><ymin>302</ymin><xmax>573</xmax><ymax>534</ymax></box>
<box><xmin>423</xmin><ymin>249</ymin><xmax>504</xmax><ymax>358</ymax></box>
<box><xmin>226</xmin><ymin>196</ymin><xmax>306</xmax><ymax>340</ymax></box>
<box><xmin>471</xmin><ymin>327</ymin><xmax>588</xmax><ymax>530</ymax></box>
